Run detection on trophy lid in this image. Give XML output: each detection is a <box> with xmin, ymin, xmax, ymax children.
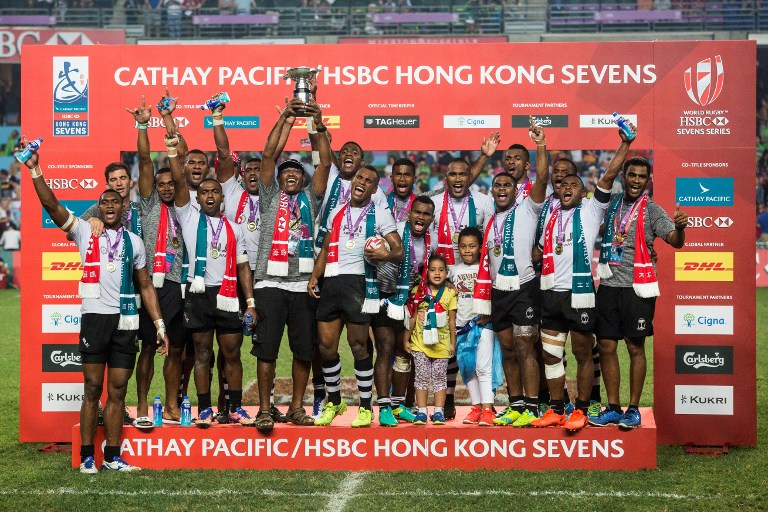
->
<box><xmin>284</xmin><ymin>67</ymin><xmax>319</xmax><ymax>80</ymax></box>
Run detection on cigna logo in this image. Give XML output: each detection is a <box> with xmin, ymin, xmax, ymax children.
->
<box><xmin>684</xmin><ymin>55</ymin><xmax>724</xmax><ymax>106</ymax></box>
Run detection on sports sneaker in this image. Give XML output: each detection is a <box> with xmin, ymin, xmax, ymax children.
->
<box><xmin>216</xmin><ymin>410</ymin><xmax>230</xmax><ymax>424</ymax></box>
<box><xmin>101</xmin><ymin>456</ymin><xmax>140</xmax><ymax>472</ymax></box>
<box><xmin>392</xmin><ymin>405</ymin><xmax>416</xmax><ymax>423</ymax></box>
<box><xmin>587</xmin><ymin>401</ymin><xmax>602</xmax><ymax>420</ymax></box>
<box><xmin>312</xmin><ymin>397</ymin><xmax>325</xmax><ymax>418</ymax></box>
<box><xmin>564</xmin><ymin>401</ymin><xmax>575</xmax><ymax>418</ymax></box>
<box><xmin>512</xmin><ymin>409</ymin><xmax>537</xmax><ymax>428</ymax></box>
<box><xmin>493</xmin><ymin>406</ymin><xmax>521</xmax><ymax>426</ymax></box>
<box><xmin>444</xmin><ymin>403</ymin><xmax>456</xmax><ymax>420</ymax></box>
<box><xmin>229</xmin><ymin>406</ymin><xmax>256</xmax><ymax>426</ymax></box>
<box><xmin>478</xmin><ymin>408</ymin><xmax>495</xmax><ymax>427</ymax></box>
<box><xmin>270</xmin><ymin>405</ymin><xmax>288</xmax><ymax>423</ymax></box>
<box><xmin>379</xmin><ymin>406</ymin><xmax>398</xmax><ymax>427</ymax></box>
<box><xmin>589</xmin><ymin>408</ymin><xmax>622</xmax><ymax>427</ymax></box>
<box><xmin>431</xmin><ymin>411</ymin><xmax>446</xmax><ymax>425</ymax></box>
<box><xmin>351</xmin><ymin>407</ymin><xmax>373</xmax><ymax>428</ymax></box>
<box><xmin>618</xmin><ymin>408</ymin><xmax>642</xmax><ymax>429</ymax></box>
<box><xmin>194</xmin><ymin>407</ymin><xmax>214</xmax><ymax>429</ymax></box>
<box><xmin>530</xmin><ymin>408</ymin><xmax>565</xmax><ymax>428</ymax></box>
<box><xmin>463</xmin><ymin>405</ymin><xmax>482</xmax><ymax>424</ymax></box>
<box><xmin>314</xmin><ymin>400</ymin><xmax>347</xmax><ymax>426</ymax></box>
<box><xmin>413</xmin><ymin>412</ymin><xmax>428</xmax><ymax>425</ymax></box>
<box><xmin>538</xmin><ymin>403</ymin><xmax>550</xmax><ymax>417</ymax></box>
<box><xmin>123</xmin><ymin>407</ymin><xmax>135</xmax><ymax>425</ymax></box>
<box><xmin>563</xmin><ymin>409</ymin><xmax>588</xmax><ymax>432</ymax></box>
<box><xmin>79</xmin><ymin>456</ymin><xmax>98</xmax><ymax>474</ymax></box>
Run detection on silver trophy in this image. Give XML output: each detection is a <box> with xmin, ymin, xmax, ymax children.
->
<box><xmin>283</xmin><ymin>67</ymin><xmax>318</xmax><ymax>116</ymax></box>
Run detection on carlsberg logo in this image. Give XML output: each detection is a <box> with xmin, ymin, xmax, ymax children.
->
<box><xmin>683</xmin><ymin>352</ymin><xmax>725</xmax><ymax>369</ymax></box>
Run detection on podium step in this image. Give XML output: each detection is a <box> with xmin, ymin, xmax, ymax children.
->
<box><xmin>72</xmin><ymin>406</ymin><xmax>656</xmax><ymax>471</ymax></box>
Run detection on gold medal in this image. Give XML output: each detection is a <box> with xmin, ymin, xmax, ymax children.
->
<box><xmin>247</xmin><ymin>221</ymin><xmax>257</xmax><ymax>232</ymax></box>
<box><xmin>107</xmin><ymin>262</ymin><xmax>116</xmax><ymax>273</ymax></box>
<box><xmin>210</xmin><ymin>248</ymin><xmax>220</xmax><ymax>259</ymax></box>
<box><xmin>493</xmin><ymin>246</ymin><xmax>501</xmax><ymax>257</ymax></box>
<box><xmin>452</xmin><ymin>233</ymin><xmax>459</xmax><ymax>243</ymax></box>
<box><xmin>171</xmin><ymin>237</ymin><xmax>180</xmax><ymax>249</ymax></box>
<box><xmin>346</xmin><ymin>240</ymin><xmax>356</xmax><ymax>249</ymax></box>
<box><xmin>555</xmin><ymin>244</ymin><xmax>563</xmax><ymax>255</ymax></box>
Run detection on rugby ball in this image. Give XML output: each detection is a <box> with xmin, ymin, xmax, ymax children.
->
<box><xmin>363</xmin><ymin>235</ymin><xmax>390</xmax><ymax>266</ymax></box>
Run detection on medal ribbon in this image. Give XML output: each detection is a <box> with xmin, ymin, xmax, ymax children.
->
<box><xmin>556</xmin><ymin>206</ymin><xmax>576</xmax><ymax>247</ymax></box>
<box><xmin>105</xmin><ymin>227</ymin><xmax>124</xmax><ymax>265</ymax></box>
<box><xmin>447</xmin><ymin>193</ymin><xmax>470</xmax><ymax>235</ymax></box>
<box><xmin>345</xmin><ymin>203</ymin><xmax>372</xmax><ymax>242</ymax></box>
<box><xmin>207</xmin><ymin>216</ymin><xmax>225</xmax><ymax>252</ymax></box>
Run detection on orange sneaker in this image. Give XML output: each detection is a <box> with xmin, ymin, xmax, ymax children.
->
<box><xmin>478</xmin><ymin>408</ymin><xmax>495</xmax><ymax>426</ymax></box>
<box><xmin>530</xmin><ymin>408</ymin><xmax>565</xmax><ymax>427</ymax></box>
<box><xmin>463</xmin><ymin>405</ymin><xmax>482</xmax><ymax>424</ymax></box>
<box><xmin>563</xmin><ymin>409</ymin><xmax>588</xmax><ymax>432</ymax></box>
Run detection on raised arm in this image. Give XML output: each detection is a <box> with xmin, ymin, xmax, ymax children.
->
<box><xmin>210</xmin><ymin>100</ymin><xmax>235</xmax><ymax>183</ymax></box>
<box><xmin>528</xmin><ymin>116</ymin><xmax>548</xmax><ymax>203</ymax></box>
<box><xmin>126</xmin><ymin>96</ymin><xmax>155</xmax><ymax>199</ymax></box>
<box><xmin>598</xmin><ymin>124</ymin><xmax>635</xmax><ymax>191</ymax></box>
<box><xmin>468</xmin><ymin>131</ymin><xmax>500</xmax><ymax>186</ymax></box>
<box><xmin>261</xmin><ymin>98</ymin><xmax>303</xmax><ymax>188</ymax></box>
<box><xmin>21</xmin><ymin>137</ymin><xmax>75</xmax><ymax>231</ymax></box>
<box><xmin>166</xmin><ymin>132</ymin><xmax>189</xmax><ymax>207</ymax></box>
<box><xmin>158</xmin><ymin>88</ymin><xmax>187</xmax><ymax>161</ymax></box>
<box><xmin>303</xmin><ymin>101</ymin><xmax>332</xmax><ymax>197</ymax></box>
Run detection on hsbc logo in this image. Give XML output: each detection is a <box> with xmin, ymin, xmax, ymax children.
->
<box><xmin>687</xmin><ymin>216</ymin><xmax>733</xmax><ymax>228</ymax></box>
<box><xmin>684</xmin><ymin>55</ymin><xmax>724</xmax><ymax>106</ymax></box>
<box><xmin>135</xmin><ymin>117</ymin><xmax>189</xmax><ymax>129</ymax></box>
<box><xmin>45</xmin><ymin>178</ymin><xmax>98</xmax><ymax>190</ymax></box>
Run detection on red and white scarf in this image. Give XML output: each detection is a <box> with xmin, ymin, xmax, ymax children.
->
<box><xmin>267</xmin><ymin>191</ymin><xmax>314</xmax><ymax>276</ymax></box>
<box><xmin>151</xmin><ymin>202</ymin><xmax>174</xmax><ymax>288</ymax></box>
<box><xmin>472</xmin><ymin>220</ymin><xmax>495</xmax><ymax>316</ymax></box>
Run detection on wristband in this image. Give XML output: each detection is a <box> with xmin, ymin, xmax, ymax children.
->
<box><xmin>306</xmin><ymin>118</ymin><xmax>317</xmax><ymax>134</ymax></box>
<box><xmin>212</xmin><ymin>117</ymin><xmax>224</xmax><ymax>126</ymax></box>
<box><xmin>138</xmin><ymin>123</ymin><xmax>148</xmax><ymax>131</ymax></box>
<box><xmin>61</xmin><ymin>213</ymin><xmax>76</xmax><ymax>233</ymax></box>
<box><xmin>154</xmin><ymin>319</ymin><xmax>166</xmax><ymax>340</ymax></box>
<box><xmin>312</xmin><ymin>150</ymin><xmax>320</xmax><ymax>166</ymax></box>
<box><xmin>246</xmin><ymin>298</ymin><xmax>255</xmax><ymax>308</ymax></box>
<box><xmin>167</xmin><ymin>149</ymin><xmax>178</xmax><ymax>158</ymax></box>
<box><xmin>315</xmin><ymin>125</ymin><xmax>327</xmax><ymax>133</ymax></box>
<box><xmin>30</xmin><ymin>165</ymin><xmax>43</xmax><ymax>179</ymax></box>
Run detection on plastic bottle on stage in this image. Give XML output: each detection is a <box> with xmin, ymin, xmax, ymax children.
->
<box><xmin>200</xmin><ymin>92</ymin><xmax>230</xmax><ymax>110</ymax></box>
<box><xmin>242</xmin><ymin>312</ymin><xmax>253</xmax><ymax>336</ymax></box>
<box><xmin>612</xmin><ymin>113</ymin><xmax>636</xmax><ymax>141</ymax></box>
<box><xmin>15</xmin><ymin>137</ymin><xmax>42</xmax><ymax>163</ymax></box>
<box><xmin>180</xmin><ymin>396</ymin><xmax>192</xmax><ymax>426</ymax></box>
<box><xmin>153</xmin><ymin>396</ymin><xmax>163</xmax><ymax>427</ymax></box>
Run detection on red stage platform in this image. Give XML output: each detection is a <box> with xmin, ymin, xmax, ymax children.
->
<box><xmin>72</xmin><ymin>406</ymin><xmax>656</xmax><ymax>471</ymax></box>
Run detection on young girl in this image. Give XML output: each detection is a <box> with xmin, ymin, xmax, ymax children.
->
<box><xmin>450</xmin><ymin>227</ymin><xmax>497</xmax><ymax>426</ymax></box>
<box><xmin>404</xmin><ymin>254</ymin><xmax>457</xmax><ymax>425</ymax></box>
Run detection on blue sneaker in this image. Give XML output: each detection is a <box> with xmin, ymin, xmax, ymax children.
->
<box><xmin>564</xmin><ymin>401</ymin><xmax>575</xmax><ymax>418</ymax></box>
<box><xmin>413</xmin><ymin>412</ymin><xmax>428</xmax><ymax>425</ymax></box>
<box><xmin>101</xmin><ymin>456</ymin><xmax>140</xmax><ymax>472</ymax></box>
<box><xmin>194</xmin><ymin>407</ymin><xmax>214</xmax><ymax>429</ymax></box>
<box><xmin>312</xmin><ymin>397</ymin><xmax>325</xmax><ymax>418</ymax></box>
<box><xmin>79</xmin><ymin>456</ymin><xmax>98</xmax><ymax>474</ymax></box>
<box><xmin>588</xmin><ymin>408</ymin><xmax>623</xmax><ymax>427</ymax></box>
<box><xmin>431</xmin><ymin>411</ymin><xmax>446</xmax><ymax>425</ymax></box>
<box><xmin>618</xmin><ymin>408</ymin><xmax>642</xmax><ymax>429</ymax></box>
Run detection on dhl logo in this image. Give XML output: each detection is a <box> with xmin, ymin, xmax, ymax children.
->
<box><xmin>42</xmin><ymin>252</ymin><xmax>83</xmax><ymax>281</ymax></box>
<box><xmin>294</xmin><ymin>116</ymin><xmax>340</xmax><ymax>129</ymax></box>
<box><xmin>675</xmin><ymin>252</ymin><xmax>733</xmax><ymax>282</ymax></box>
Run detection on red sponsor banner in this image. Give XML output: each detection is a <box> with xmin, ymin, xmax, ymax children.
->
<box><xmin>21</xmin><ymin>41</ymin><xmax>755</xmax><ymax>446</ymax></box>
<box><xmin>72</xmin><ymin>407</ymin><xmax>656</xmax><ymax>471</ymax></box>
<box><xmin>757</xmin><ymin>249</ymin><xmax>768</xmax><ymax>286</ymax></box>
<box><xmin>0</xmin><ymin>28</ymin><xmax>125</xmax><ymax>63</ymax></box>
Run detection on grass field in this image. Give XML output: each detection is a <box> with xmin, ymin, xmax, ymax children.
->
<box><xmin>0</xmin><ymin>288</ymin><xmax>764</xmax><ymax>511</ymax></box>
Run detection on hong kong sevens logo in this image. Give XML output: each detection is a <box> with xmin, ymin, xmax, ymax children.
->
<box><xmin>684</xmin><ymin>55</ymin><xmax>724</xmax><ymax>106</ymax></box>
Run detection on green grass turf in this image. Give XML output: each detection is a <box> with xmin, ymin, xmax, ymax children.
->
<box><xmin>0</xmin><ymin>288</ymin><xmax>765</xmax><ymax>511</ymax></box>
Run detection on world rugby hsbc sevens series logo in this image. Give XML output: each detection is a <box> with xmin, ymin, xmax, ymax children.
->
<box><xmin>684</xmin><ymin>55</ymin><xmax>723</xmax><ymax>106</ymax></box>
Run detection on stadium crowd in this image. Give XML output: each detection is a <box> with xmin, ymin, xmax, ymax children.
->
<box><xmin>19</xmin><ymin>83</ymin><xmax>689</xmax><ymax>473</ymax></box>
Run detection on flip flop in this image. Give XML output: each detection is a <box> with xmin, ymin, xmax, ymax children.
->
<box><xmin>162</xmin><ymin>417</ymin><xmax>181</xmax><ymax>424</ymax></box>
<box><xmin>132</xmin><ymin>416</ymin><xmax>155</xmax><ymax>430</ymax></box>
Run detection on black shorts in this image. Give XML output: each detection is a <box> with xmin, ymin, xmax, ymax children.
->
<box><xmin>251</xmin><ymin>286</ymin><xmax>318</xmax><ymax>362</ymax></box>
<box><xmin>138</xmin><ymin>280</ymin><xmax>190</xmax><ymax>349</ymax></box>
<box><xmin>79</xmin><ymin>313</ymin><xmax>139</xmax><ymax>369</ymax></box>
<box><xmin>491</xmin><ymin>278</ymin><xmax>541</xmax><ymax>332</ymax></box>
<box><xmin>540</xmin><ymin>290</ymin><xmax>596</xmax><ymax>333</ymax></box>
<box><xmin>370</xmin><ymin>292</ymin><xmax>401</xmax><ymax>329</ymax></box>
<box><xmin>595</xmin><ymin>285</ymin><xmax>656</xmax><ymax>339</ymax></box>
<box><xmin>315</xmin><ymin>275</ymin><xmax>371</xmax><ymax>325</ymax></box>
<box><xmin>183</xmin><ymin>285</ymin><xmax>242</xmax><ymax>334</ymax></box>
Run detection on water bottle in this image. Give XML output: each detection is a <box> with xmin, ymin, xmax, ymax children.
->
<box><xmin>199</xmin><ymin>92</ymin><xmax>230</xmax><ymax>111</ymax></box>
<box><xmin>152</xmin><ymin>396</ymin><xmax>163</xmax><ymax>427</ymax></box>
<box><xmin>180</xmin><ymin>396</ymin><xmax>192</xmax><ymax>426</ymax></box>
<box><xmin>612</xmin><ymin>112</ymin><xmax>636</xmax><ymax>141</ymax></box>
<box><xmin>156</xmin><ymin>96</ymin><xmax>177</xmax><ymax>112</ymax></box>
<box><xmin>15</xmin><ymin>137</ymin><xmax>42</xmax><ymax>163</ymax></box>
<box><xmin>242</xmin><ymin>312</ymin><xmax>254</xmax><ymax>335</ymax></box>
